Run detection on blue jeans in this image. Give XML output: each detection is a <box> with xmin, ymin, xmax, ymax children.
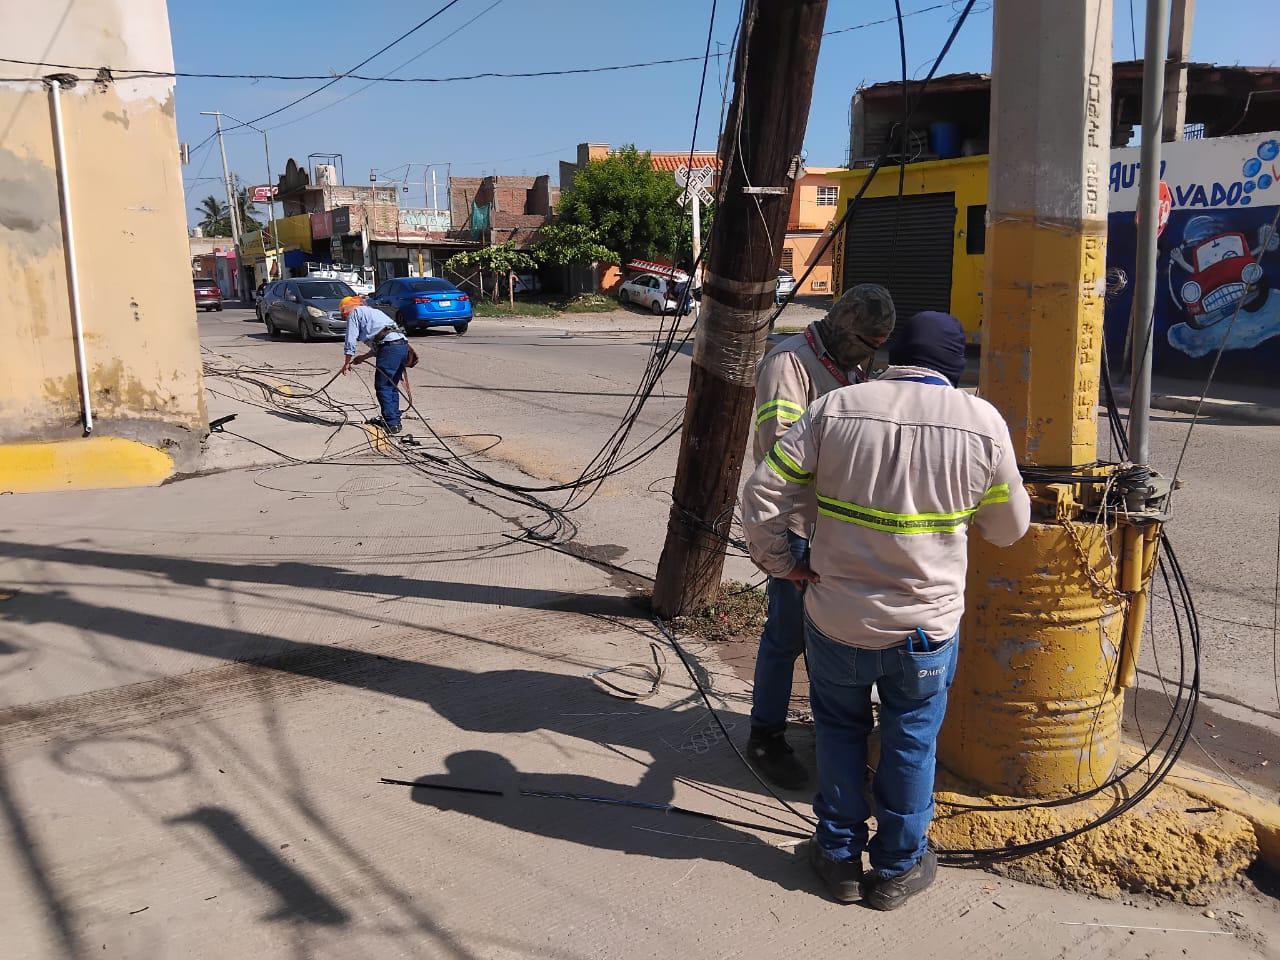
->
<box><xmin>374</xmin><ymin>339</ymin><xmax>409</xmax><ymax>428</ymax></box>
<box><xmin>750</xmin><ymin>531</ymin><xmax>809</xmax><ymax>737</ymax></box>
<box><xmin>805</xmin><ymin>618</ymin><xmax>959</xmax><ymax>877</ymax></box>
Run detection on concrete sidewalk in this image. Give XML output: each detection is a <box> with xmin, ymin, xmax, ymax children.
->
<box><xmin>2</xmin><ymin>342</ymin><xmax>1278</xmax><ymax>957</ymax></box>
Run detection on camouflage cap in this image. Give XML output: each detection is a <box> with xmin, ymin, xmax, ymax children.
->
<box><xmin>821</xmin><ymin>283</ymin><xmax>896</xmax><ymax>366</ymax></box>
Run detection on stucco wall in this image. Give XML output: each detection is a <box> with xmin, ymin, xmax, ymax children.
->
<box><xmin>0</xmin><ymin>0</ymin><xmax>206</xmax><ymax>468</ymax></box>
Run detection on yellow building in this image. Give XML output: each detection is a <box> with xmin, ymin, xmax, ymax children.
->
<box><xmin>783</xmin><ymin>167</ymin><xmax>843</xmax><ymax>296</ymax></box>
<box><xmin>830</xmin><ymin>156</ymin><xmax>989</xmax><ymax>340</ymax></box>
<box><xmin>0</xmin><ymin>1</ymin><xmax>207</xmax><ymax>491</ymax></box>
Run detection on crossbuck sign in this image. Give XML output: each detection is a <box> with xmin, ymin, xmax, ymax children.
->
<box><xmin>675</xmin><ymin>165</ymin><xmax>715</xmax><ymax>207</ymax></box>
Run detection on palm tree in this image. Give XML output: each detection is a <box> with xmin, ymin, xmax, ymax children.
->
<box><xmin>197</xmin><ymin>195</ymin><xmax>229</xmax><ymax>236</ymax></box>
<box><xmin>234</xmin><ymin>180</ymin><xmax>263</xmax><ymax>233</ymax></box>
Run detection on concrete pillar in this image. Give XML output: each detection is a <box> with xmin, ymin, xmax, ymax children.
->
<box><xmin>938</xmin><ymin>0</ymin><xmax>1124</xmax><ymax>798</ymax></box>
<box><xmin>978</xmin><ymin>0</ymin><xmax>1112</xmax><ymax>467</ymax></box>
<box><xmin>1163</xmin><ymin>0</ymin><xmax>1195</xmax><ymax>143</ymax></box>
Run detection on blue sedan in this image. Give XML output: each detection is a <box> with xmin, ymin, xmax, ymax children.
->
<box><xmin>367</xmin><ymin>277</ymin><xmax>473</xmax><ymax>335</ymax></box>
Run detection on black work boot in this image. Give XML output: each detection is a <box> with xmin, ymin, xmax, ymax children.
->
<box><xmin>746</xmin><ymin>731</ymin><xmax>808</xmax><ymax>789</ymax></box>
<box><xmin>865</xmin><ymin>850</ymin><xmax>938</xmax><ymax>911</ymax></box>
<box><xmin>807</xmin><ymin>839</ymin><xmax>864</xmax><ymax>904</ymax></box>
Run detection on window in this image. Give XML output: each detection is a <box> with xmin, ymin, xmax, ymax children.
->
<box><xmin>965</xmin><ymin>204</ymin><xmax>987</xmax><ymax>255</ymax></box>
<box><xmin>780</xmin><ymin>248</ymin><xmax>795</xmax><ymax>273</ymax></box>
<box><xmin>297</xmin><ymin>280</ymin><xmax>356</xmax><ymax>298</ymax></box>
<box><xmin>816</xmin><ymin>185</ymin><xmax>839</xmax><ymax>207</ymax></box>
<box><xmin>405</xmin><ymin>278</ymin><xmax>453</xmax><ymax>293</ymax></box>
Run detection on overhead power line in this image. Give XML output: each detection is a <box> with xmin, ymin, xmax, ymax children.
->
<box><xmin>0</xmin><ymin>2</ymin><xmax>970</xmax><ymax>89</ymax></box>
<box><xmin>232</xmin><ymin>0</ymin><xmax>468</xmax><ymax>129</ymax></box>
<box><xmin>267</xmin><ymin>0</ymin><xmax>506</xmax><ymax>131</ymax></box>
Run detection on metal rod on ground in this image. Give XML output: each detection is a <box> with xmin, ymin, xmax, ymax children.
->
<box><xmin>377</xmin><ymin>777</ymin><xmax>809</xmax><ymax>839</ymax></box>
<box><xmin>1127</xmin><ymin>0</ymin><xmax>1171</xmax><ymax>468</ymax></box>
<box><xmin>652</xmin><ymin>0</ymin><xmax>830</xmax><ymax>618</ymax></box>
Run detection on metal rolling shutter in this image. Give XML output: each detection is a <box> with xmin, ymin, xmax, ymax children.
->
<box><xmin>841</xmin><ymin>192</ymin><xmax>956</xmax><ymax>318</ymax></box>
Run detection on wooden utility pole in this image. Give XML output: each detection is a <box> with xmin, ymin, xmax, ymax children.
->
<box><xmin>652</xmin><ymin>0</ymin><xmax>828</xmax><ymax>618</ymax></box>
<box><xmin>1162</xmin><ymin>0</ymin><xmax>1194</xmax><ymax>142</ymax></box>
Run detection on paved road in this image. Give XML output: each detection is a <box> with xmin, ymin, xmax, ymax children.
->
<box><xmin>200</xmin><ymin>306</ymin><xmax>1280</xmax><ymax>795</ymax></box>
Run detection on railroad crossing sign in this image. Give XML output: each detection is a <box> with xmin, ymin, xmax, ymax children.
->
<box><xmin>675</xmin><ymin>164</ymin><xmax>715</xmax><ymax>207</ymax></box>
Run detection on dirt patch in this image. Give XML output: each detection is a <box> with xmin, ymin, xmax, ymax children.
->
<box><xmin>931</xmin><ymin>780</ymin><xmax>1258</xmax><ymax>904</ymax></box>
<box><xmin>672</xmin><ymin>581</ymin><xmax>768</xmax><ymax>644</ymax></box>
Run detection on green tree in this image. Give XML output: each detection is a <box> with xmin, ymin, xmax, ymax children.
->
<box><xmin>531</xmin><ymin>222</ymin><xmax>617</xmax><ymax>267</ymax></box>
<box><xmin>557</xmin><ymin>145</ymin><xmax>701</xmax><ymax>266</ymax></box>
<box><xmin>445</xmin><ymin>242</ymin><xmax>539</xmax><ymax>303</ymax></box>
<box><xmin>194</xmin><ymin>178</ymin><xmax>262</xmax><ymax>237</ymax></box>
<box><xmin>197</xmin><ymin>195</ymin><xmax>229</xmax><ymax>236</ymax></box>
<box><xmin>236</xmin><ymin>182</ymin><xmax>263</xmax><ymax>233</ymax></box>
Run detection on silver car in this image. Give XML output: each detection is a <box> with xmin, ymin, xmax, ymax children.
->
<box><xmin>263</xmin><ymin>279</ymin><xmax>356</xmax><ymax>342</ymax></box>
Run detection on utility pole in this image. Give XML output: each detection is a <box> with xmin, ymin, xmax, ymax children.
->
<box><xmin>1129</xmin><ymin>0</ymin><xmax>1171</xmax><ymax>468</ymax></box>
<box><xmin>216</xmin><ymin>111</ymin><xmax>280</xmax><ymax>296</ymax></box>
<box><xmin>652</xmin><ymin>0</ymin><xmax>828</xmax><ymax>618</ymax></box>
<box><xmin>939</xmin><ymin>0</ymin><xmax>1150</xmax><ymax>797</ymax></box>
<box><xmin>202</xmin><ymin>111</ymin><xmax>245</xmax><ymax>299</ymax></box>
<box><xmin>1162</xmin><ymin>0</ymin><xmax>1194</xmax><ymax>143</ymax></box>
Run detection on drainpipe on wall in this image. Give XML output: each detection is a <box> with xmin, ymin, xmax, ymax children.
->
<box><xmin>47</xmin><ymin>74</ymin><xmax>93</xmax><ymax>436</ymax></box>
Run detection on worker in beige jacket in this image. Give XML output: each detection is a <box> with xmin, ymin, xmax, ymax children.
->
<box><xmin>742</xmin><ymin>311</ymin><xmax>1031</xmax><ymax>911</ymax></box>
<box><xmin>746</xmin><ymin>283</ymin><xmax>896</xmax><ymax>790</ymax></box>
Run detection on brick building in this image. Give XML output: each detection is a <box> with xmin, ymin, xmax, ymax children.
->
<box><xmin>449</xmin><ymin>174</ymin><xmax>558</xmax><ymax>248</ymax></box>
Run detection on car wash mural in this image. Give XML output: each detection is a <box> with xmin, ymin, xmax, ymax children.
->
<box><xmin>1106</xmin><ymin>132</ymin><xmax>1280</xmax><ymax>383</ymax></box>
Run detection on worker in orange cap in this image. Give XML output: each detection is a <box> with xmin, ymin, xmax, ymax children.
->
<box><xmin>340</xmin><ymin>295</ymin><xmax>410</xmax><ymax>434</ymax></box>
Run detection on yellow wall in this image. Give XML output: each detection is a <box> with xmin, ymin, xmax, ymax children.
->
<box><xmin>242</xmin><ymin>213</ymin><xmax>314</xmax><ymax>259</ymax></box>
<box><xmin>831</xmin><ymin>155</ymin><xmax>990</xmax><ymax>338</ymax></box>
<box><xmin>0</xmin><ymin>0</ymin><xmax>206</xmax><ymax>488</ymax></box>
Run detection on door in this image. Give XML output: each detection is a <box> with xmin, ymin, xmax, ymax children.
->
<box><xmin>842</xmin><ymin>192</ymin><xmax>956</xmax><ymax>320</ymax></box>
<box><xmin>368</xmin><ymin>282</ymin><xmax>396</xmax><ymax>319</ymax></box>
<box><xmin>267</xmin><ymin>282</ymin><xmax>288</xmax><ymax>328</ymax></box>
<box><xmin>277</xmin><ymin>282</ymin><xmax>303</xmax><ymax>331</ymax></box>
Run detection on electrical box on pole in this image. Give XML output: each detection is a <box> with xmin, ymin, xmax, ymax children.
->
<box><xmin>651</xmin><ymin>0</ymin><xmax>829</xmax><ymax>618</ymax></box>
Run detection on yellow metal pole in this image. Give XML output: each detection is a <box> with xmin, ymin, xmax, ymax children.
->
<box><xmin>938</xmin><ymin>0</ymin><xmax>1126</xmax><ymax>797</ymax></box>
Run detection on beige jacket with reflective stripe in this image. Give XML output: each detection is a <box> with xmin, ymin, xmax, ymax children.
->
<box><xmin>742</xmin><ymin>366</ymin><xmax>1032</xmax><ymax>649</ymax></box>
<box><xmin>752</xmin><ymin>324</ymin><xmax>851</xmax><ymax>537</ymax></box>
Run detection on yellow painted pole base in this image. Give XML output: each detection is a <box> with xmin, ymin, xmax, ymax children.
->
<box><xmin>0</xmin><ymin>437</ymin><xmax>174</xmax><ymax>493</ymax></box>
<box><xmin>940</xmin><ymin>521</ymin><xmax>1126</xmax><ymax>797</ymax></box>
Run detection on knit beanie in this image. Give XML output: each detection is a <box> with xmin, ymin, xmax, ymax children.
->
<box><xmin>887</xmin><ymin>310</ymin><xmax>967</xmax><ymax>386</ymax></box>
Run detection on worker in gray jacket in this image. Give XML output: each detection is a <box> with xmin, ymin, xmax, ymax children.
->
<box><xmin>746</xmin><ymin>283</ymin><xmax>896</xmax><ymax>790</ymax></box>
<box><xmin>742</xmin><ymin>311</ymin><xmax>1031</xmax><ymax>910</ymax></box>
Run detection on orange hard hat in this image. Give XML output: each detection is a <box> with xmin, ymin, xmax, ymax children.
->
<box><xmin>339</xmin><ymin>295</ymin><xmax>363</xmax><ymax>317</ymax></box>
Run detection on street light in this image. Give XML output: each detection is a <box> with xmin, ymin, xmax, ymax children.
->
<box><xmin>204</xmin><ymin>110</ymin><xmax>281</xmax><ymax>289</ymax></box>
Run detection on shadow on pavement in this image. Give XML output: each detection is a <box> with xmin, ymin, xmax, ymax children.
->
<box><xmin>167</xmin><ymin>806</ymin><xmax>349</xmax><ymax>926</ymax></box>
<box><xmin>404</xmin><ymin>751</ymin><xmax>810</xmax><ymax>891</ymax></box>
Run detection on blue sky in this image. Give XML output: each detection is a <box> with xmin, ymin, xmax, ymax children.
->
<box><xmin>171</xmin><ymin>0</ymin><xmax>1278</xmax><ymax>226</ymax></box>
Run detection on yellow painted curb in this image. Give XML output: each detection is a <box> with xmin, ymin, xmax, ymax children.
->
<box><xmin>1127</xmin><ymin>745</ymin><xmax>1280</xmax><ymax>872</ymax></box>
<box><xmin>0</xmin><ymin>437</ymin><xmax>174</xmax><ymax>493</ymax></box>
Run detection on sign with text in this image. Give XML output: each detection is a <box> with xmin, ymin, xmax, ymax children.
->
<box><xmin>251</xmin><ymin>185</ymin><xmax>278</xmax><ymax>203</ymax></box>
<box><xmin>675</xmin><ymin>164</ymin><xmax>715</xmax><ymax>206</ymax></box>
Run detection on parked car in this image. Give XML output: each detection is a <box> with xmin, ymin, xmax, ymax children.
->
<box><xmin>775</xmin><ymin>269</ymin><xmax>797</xmax><ymax>303</ymax></box>
<box><xmin>263</xmin><ymin>278</ymin><xmax>357</xmax><ymax>341</ymax></box>
<box><xmin>367</xmin><ymin>277</ymin><xmax>472</xmax><ymax>335</ymax></box>
<box><xmin>618</xmin><ymin>273</ymin><xmax>693</xmax><ymax>315</ymax></box>
<box><xmin>194</xmin><ymin>277</ymin><xmax>222</xmax><ymax>312</ymax></box>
